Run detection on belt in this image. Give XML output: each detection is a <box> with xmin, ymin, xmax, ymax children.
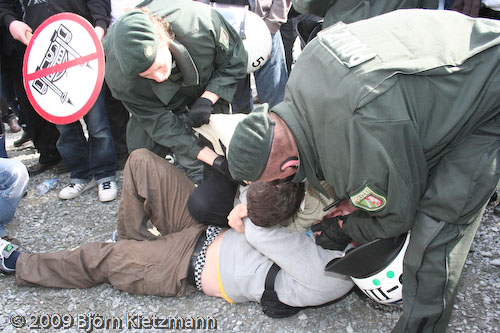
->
<box><xmin>187</xmin><ymin>231</ymin><xmax>207</xmax><ymax>286</ymax></box>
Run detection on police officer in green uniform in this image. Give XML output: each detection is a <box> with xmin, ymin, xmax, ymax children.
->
<box><xmin>226</xmin><ymin>9</ymin><xmax>500</xmax><ymax>332</ymax></box>
<box><xmin>293</xmin><ymin>0</ymin><xmax>438</xmax><ymax>28</ymax></box>
<box><xmin>104</xmin><ymin>0</ymin><xmax>248</xmax><ymax>184</ymax></box>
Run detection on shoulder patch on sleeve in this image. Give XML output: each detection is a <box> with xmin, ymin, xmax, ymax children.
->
<box><xmin>219</xmin><ymin>26</ymin><xmax>229</xmax><ymax>50</ymax></box>
<box><xmin>350</xmin><ymin>184</ymin><xmax>387</xmax><ymax>212</ymax></box>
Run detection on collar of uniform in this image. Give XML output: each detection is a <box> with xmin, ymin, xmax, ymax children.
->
<box><xmin>169</xmin><ymin>39</ymin><xmax>199</xmax><ymax>86</ymax></box>
<box><xmin>168</xmin><ymin>61</ymin><xmax>183</xmax><ymax>83</ymax></box>
<box><xmin>271</xmin><ymin>104</ymin><xmax>330</xmax><ymax>198</ymax></box>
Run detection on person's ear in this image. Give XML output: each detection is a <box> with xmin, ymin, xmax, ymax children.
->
<box><xmin>280</xmin><ymin>157</ymin><xmax>299</xmax><ymax>171</ymax></box>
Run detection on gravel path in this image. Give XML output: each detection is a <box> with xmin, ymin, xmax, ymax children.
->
<box><xmin>2</xmin><ymin>129</ymin><xmax>499</xmax><ymax>332</ymax></box>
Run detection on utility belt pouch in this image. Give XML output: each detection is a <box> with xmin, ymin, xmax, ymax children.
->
<box><xmin>260</xmin><ymin>263</ymin><xmax>302</xmax><ymax>318</ymax></box>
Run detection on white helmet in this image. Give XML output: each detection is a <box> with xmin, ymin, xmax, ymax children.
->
<box><xmin>211</xmin><ymin>4</ymin><xmax>272</xmax><ymax>73</ymax></box>
<box><xmin>326</xmin><ymin>233</ymin><xmax>410</xmax><ymax>305</ymax></box>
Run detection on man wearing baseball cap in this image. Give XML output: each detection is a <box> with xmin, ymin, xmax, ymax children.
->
<box><xmin>227</xmin><ymin>9</ymin><xmax>500</xmax><ymax>332</ymax></box>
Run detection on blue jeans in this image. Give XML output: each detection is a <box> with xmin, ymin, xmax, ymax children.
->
<box><xmin>56</xmin><ymin>87</ymin><xmax>117</xmax><ymax>185</ymax></box>
<box><xmin>0</xmin><ymin>158</ymin><xmax>28</xmax><ymax>238</ymax></box>
<box><xmin>254</xmin><ymin>31</ymin><xmax>288</xmax><ymax>108</ymax></box>
<box><xmin>0</xmin><ymin>123</ymin><xmax>6</xmax><ymax>158</ymax></box>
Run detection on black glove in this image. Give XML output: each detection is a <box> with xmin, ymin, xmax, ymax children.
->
<box><xmin>212</xmin><ymin>156</ymin><xmax>231</xmax><ymax>178</ymax></box>
<box><xmin>212</xmin><ymin>156</ymin><xmax>246</xmax><ymax>185</ymax></box>
<box><xmin>311</xmin><ymin>216</ymin><xmax>351</xmax><ymax>251</ymax></box>
<box><xmin>187</xmin><ymin>97</ymin><xmax>212</xmax><ymax>128</ymax></box>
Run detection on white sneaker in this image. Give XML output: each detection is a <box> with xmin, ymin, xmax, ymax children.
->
<box><xmin>59</xmin><ymin>180</ymin><xmax>96</xmax><ymax>200</ymax></box>
<box><xmin>98</xmin><ymin>181</ymin><xmax>117</xmax><ymax>202</ymax></box>
<box><xmin>0</xmin><ymin>238</ymin><xmax>19</xmax><ymax>275</ymax></box>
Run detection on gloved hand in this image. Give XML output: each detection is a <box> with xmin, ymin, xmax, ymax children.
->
<box><xmin>187</xmin><ymin>97</ymin><xmax>212</xmax><ymax>128</ymax></box>
<box><xmin>311</xmin><ymin>216</ymin><xmax>351</xmax><ymax>251</ymax></box>
<box><xmin>212</xmin><ymin>155</ymin><xmax>231</xmax><ymax>178</ymax></box>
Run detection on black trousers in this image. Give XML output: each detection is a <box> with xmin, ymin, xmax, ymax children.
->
<box><xmin>187</xmin><ymin>170</ymin><xmax>239</xmax><ymax>228</ymax></box>
<box><xmin>3</xmin><ymin>43</ymin><xmax>61</xmax><ymax>165</ymax></box>
<box><xmin>104</xmin><ymin>82</ymin><xmax>129</xmax><ymax>158</ymax></box>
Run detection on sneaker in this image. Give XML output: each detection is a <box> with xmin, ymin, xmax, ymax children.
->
<box><xmin>59</xmin><ymin>180</ymin><xmax>96</xmax><ymax>200</ymax></box>
<box><xmin>0</xmin><ymin>238</ymin><xmax>19</xmax><ymax>275</ymax></box>
<box><xmin>105</xmin><ymin>230</ymin><xmax>119</xmax><ymax>243</ymax></box>
<box><xmin>98</xmin><ymin>181</ymin><xmax>117</xmax><ymax>202</ymax></box>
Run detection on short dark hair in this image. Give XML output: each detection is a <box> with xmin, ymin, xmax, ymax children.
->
<box><xmin>247</xmin><ymin>180</ymin><xmax>305</xmax><ymax>228</ymax></box>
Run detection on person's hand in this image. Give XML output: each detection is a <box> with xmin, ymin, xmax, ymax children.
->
<box><xmin>9</xmin><ymin>20</ymin><xmax>32</xmax><ymax>45</ymax></box>
<box><xmin>311</xmin><ymin>216</ymin><xmax>351</xmax><ymax>251</ymax></box>
<box><xmin>228</xmin><ymin>203</ymin><xmax>247</xmax><ymax>233</ymax></box>
<box><xmin>325</xmin><ymin>198</ymin><xmax>358</xmax><ymax>219</ymax></box>
<box><xmin>188</xmin><ymin>97</ymin><xmax>212</xmax><ymax>128</ymax></box>
<box><xmin>94</xmin><ymin>26</ymin><xmax>105</xmax><ymax>42</ymax></box>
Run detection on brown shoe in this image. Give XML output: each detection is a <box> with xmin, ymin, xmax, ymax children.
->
<box><xmin>28</xmin><ymin>162</ymin><xmax>52</xmax><ymax>176</ymax></box>
<box><xmin>13</xmin><ymin>131</ymin><xmax>31</xmax><ymax>147</ymax></box>
<box><xmin>28</xmin><ymin>160</ymin><xmax>66</xmax><ymax>176</ymax></box>
<box><xmin>7</xmin><ymin>117</ymin><xmax>21</xmax><ymax>133</ymax></box>
<box><xmin>51</xmin><ymin>160</ymin><xmax>67</xmax><ymax>174</ymax></box>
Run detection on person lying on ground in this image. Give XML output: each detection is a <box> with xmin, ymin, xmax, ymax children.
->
<box><xmin>0</xmin><ymin>148</ymin><xmax>353</xmax><ymax>316</ymax></box>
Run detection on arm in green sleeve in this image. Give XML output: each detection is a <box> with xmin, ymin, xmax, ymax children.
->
<box><xmin>328</xmin><ymin>120</ymin><xmax>427</xmax><ymax>244</ymax></box>
<box><xmin>204</xmin><ymin>11</ymin><xmax>248</xmax><ymax>102</ymax></box>
<box><xmin>124</xmin><ymin>101</ymin><xmax>202</xmax><ymax>160</ymax></box>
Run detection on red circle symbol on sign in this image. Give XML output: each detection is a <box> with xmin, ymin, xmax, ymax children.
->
<box><xmin>23</xmin><ymin>13</ymin><xmax>105</xmax><ymax>125</ymax></box>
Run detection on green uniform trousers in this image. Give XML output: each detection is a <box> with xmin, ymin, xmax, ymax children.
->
<box><xmin>395</xmin><ymin>116</ymin><xmax>500</xmax><ymax>332</ymax></box>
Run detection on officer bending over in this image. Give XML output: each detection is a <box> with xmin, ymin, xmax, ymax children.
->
<box><xmin>227</xmin><ymin>9</ymin><xmax>500</xmax><ymax>332</ymax></box>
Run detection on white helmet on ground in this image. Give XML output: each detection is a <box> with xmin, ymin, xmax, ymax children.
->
<box><xmin>211</xmin><ymin>3</ymin><xmax>272</xmax><ymax>73</ymax></box>
<box><xmin>325</xmin><ymin>233</ymin><xmax>410</xmax><ymax>305</ymax></box>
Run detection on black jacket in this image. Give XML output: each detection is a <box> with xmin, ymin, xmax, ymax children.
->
<box><xmin>0</xmin><ymin>0</ymin><xmax>111</xmax><ymax>32</ymax></box>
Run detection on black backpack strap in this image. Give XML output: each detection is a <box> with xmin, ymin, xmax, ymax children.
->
<box><xmin>265</xmin><ymin>263</ymin><xmax>281</xmax><ymax>290</ymax></box>
<box><xmin>260</xmin><ymin>263</ymin><xmax>302</xmax><ymax>318</ymax></box>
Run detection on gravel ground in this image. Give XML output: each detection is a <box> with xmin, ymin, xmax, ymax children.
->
<box><xmin>2</xmin><ymin>128</ymin><xmax>500</xmax><ymax>333</ymax></box>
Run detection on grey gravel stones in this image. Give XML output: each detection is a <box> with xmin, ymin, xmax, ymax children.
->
<box><xmin>2</xmin><ymin>131</ymin><xmax>499</xmax><ymax>332</ymax></box>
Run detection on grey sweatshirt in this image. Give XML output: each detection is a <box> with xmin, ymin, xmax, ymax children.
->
<box><xmin>218</xmin><ymin>189</ymin><xmax>354</xmax><ymax>307</ymax></box>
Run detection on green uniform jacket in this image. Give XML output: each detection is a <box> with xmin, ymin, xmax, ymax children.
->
<box><xmin>293</xmin><ymin>0</ymin><xmax>438</xmax><ymax>28</ymax></box>
<box><xmin>273</xmin><ymin>9</ymin><xmax>500</xmax><ymax>244</ymax></box>
<box><xmin>104</xmin><ymin>0</ymin><xmax>248</xmax><ymax>159</ymax></box>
